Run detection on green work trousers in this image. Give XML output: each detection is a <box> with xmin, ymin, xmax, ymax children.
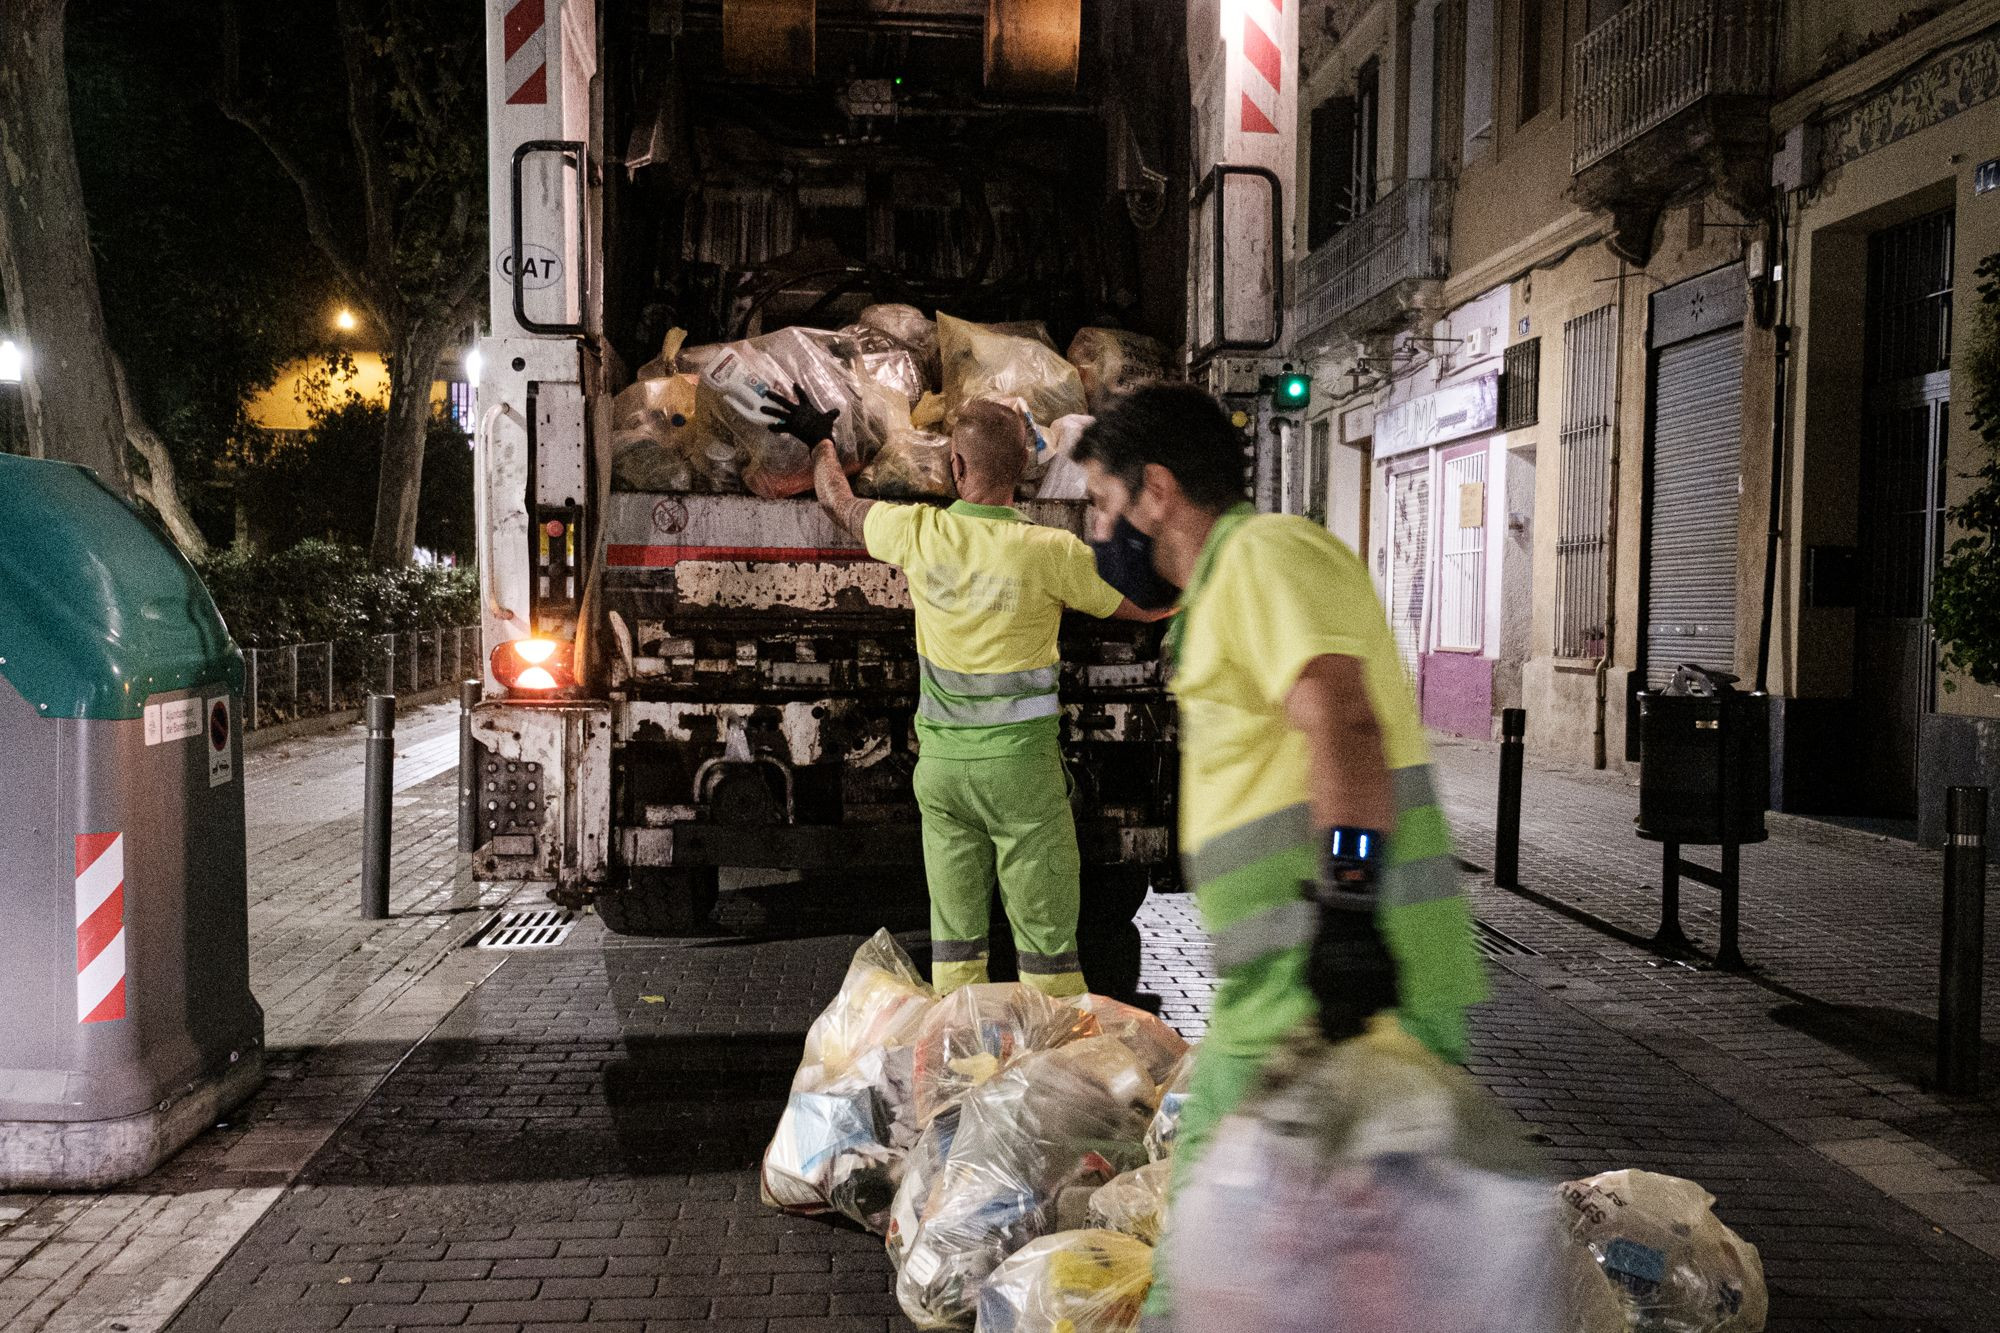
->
<box><xmin>912</xmin><ymin>745</ymin><xmax>1085</xmax><ymax>998</ymax></box>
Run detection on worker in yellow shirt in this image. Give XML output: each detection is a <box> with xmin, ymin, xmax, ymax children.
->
<box><xmin>1071</xmin><ymin>382</ymin><xmax>1486</xmax><ymax>1329</ymax></box>
<box><xmin>763</xmin><ymin>390</ymin><xmax>1161</xmax><ymax>998</ymax></box>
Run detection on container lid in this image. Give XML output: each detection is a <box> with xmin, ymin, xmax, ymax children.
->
<box><xmin>0</xmin><ymin>457</ymin><xmax>243</xmax><ymax>720</ymax></box>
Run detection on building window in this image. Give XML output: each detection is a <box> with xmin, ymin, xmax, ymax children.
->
<box><xmin>1502</xmin><ymin>337</ymin><xmax>1541</xmax><ymax>428</ymax></box>
<box><xmin>1308</xmin><ymin>95</ymin><xmax>1357</xmax><ymax>250</ymax></box>
<box><xmin>1308</xmin><ymin>418</ymin><xmax>1333</xmax><ymax>527</ymax></box>
<box><xmin>1518</xmin><ymin>0</ymin><xmax>1550</xmax><ymax>124</ymax></box>
<box><xmin>1430</xmin><ymin>0</ymin><xmax>1466</xmax><ymax>178</ymax></box>
<box><xmin>1437</xmin><ymin>447</ymin><xmax>1488</xmax><ymax>651</ymax></box>
<box><xmin>1353</xmin><ymin>58</ymin><xmax>1381</xmax><ymax>217</ymax></box>
<box><xmin>448</xmin><ymin>381</ymin><xmax>476</xmax><ymax>432</ymax></box>
<box><xmin>1555</xmin><ymin>306</ymin><xmax>1617</xmax><ymax>658</ymax></box>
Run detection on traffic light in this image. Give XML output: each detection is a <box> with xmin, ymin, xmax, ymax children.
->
<box><xmin>1272</xmin><ymin>371</ymin><xmax>1311</xmax><ymax>411</ymax></box>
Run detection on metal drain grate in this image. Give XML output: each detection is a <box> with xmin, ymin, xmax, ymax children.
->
<box><xmin>1472</xmin><ymin>918</ymin><xmax>1540</xmax><ymax>959</ymax></box>
<box><xmin>475</xmin><ymin>908</ymin><xmax>577</xmax><ymax>950</ymax></box>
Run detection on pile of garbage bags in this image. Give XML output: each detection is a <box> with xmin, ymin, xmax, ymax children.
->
<box><xmin>763</xmin><ymin>937</ymin><xmax>1768</xmax><ymax>1332</ymax></box>
<box><xmin>759</xmin><ymin>932</ymin><xmax>1191</xmax><ymax>1330</ymax></box>
<box><xmin>611</xmin><ymin>307</ymin><xmax>1167</xmax><ymax>502</ymax></box>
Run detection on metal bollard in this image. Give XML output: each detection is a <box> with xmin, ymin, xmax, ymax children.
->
<box><xmin>361</xmin><ymin>694</ymin><xmax>396</xmax><ymax>920</ymax></box>
<box><xmin>457</xmin><ymin>679</ymin><xmax>482</xmax><ymax>852</ymax></box>
<box><xmin>1495</xmin><ymin>708</ymin><xmax>1526</xmax><ymax>889</ymax></box>
<box><xmin>1938</xmin><ymin>785</ymin><xmax>1989</xmax><ymax>1095</ymax></box>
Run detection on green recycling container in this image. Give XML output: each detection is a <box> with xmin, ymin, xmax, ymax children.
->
<box><xmin>0</xmin><ymin>457</ymin><xmax>263</xmax><ymax>1187</ymax></box>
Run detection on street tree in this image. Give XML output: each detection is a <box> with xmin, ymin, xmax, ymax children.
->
<box><xmin>220</xmin><ymin>0</ymin><xmax>486</xmax><ymax>566</ymax></box>
<box><xmin>0</xmin><ymin>0</ymin><xmax>133</xmax><ymax>497</ymax></box>
<box><xmin>1933</xmin><ymin>253</ymin><xmax>2000</xmax><ymax>689</ymax></box>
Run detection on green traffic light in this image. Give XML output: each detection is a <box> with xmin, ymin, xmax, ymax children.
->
<box><xmin>1272</xmin><ymin>373</ymin><xmax>1311</xmax><ymax>409</ymax></box>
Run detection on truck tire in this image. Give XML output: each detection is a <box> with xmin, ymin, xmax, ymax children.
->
<box><xmin>595</xmin><ymin>867</ymin><xmax>720</xmax><ymax>937</ymax></box>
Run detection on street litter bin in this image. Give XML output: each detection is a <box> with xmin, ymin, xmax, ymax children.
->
<box><xmin>1636</xmin><ymin>665</ymin><xmax>1770</xmax><ymax>846</ymax></box>
<box><xmin>0</xmin><ymin>457</ymin><xmax>263</xmax><ymax>1188</ymax></box>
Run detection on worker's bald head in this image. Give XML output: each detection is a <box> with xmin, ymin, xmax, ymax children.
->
<box><xmin>951</xmin><ymin>399</ymin><xmax>1030</xmax><ymax>493</ymax></box>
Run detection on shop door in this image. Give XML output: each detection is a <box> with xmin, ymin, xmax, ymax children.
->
<box><xmin>1644</xmin><ymin>326</ymin><xmax>1744</xmax><ymax>688</ymax></box>
<box><xmin>1389</xmin><ymin>464</ymin><xmax>1431</xmax><ymax>683</ymax></box>
<box><xmin>1857</xmin><ymin>209</ymin><xmax>1953</xmax><ymax>816</ymax></box>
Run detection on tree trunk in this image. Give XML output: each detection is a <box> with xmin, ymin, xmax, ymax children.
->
<box><xmin>0</xmin><ymin>0</ymin><xmax>131</xmax><ymax>493</ymax></box>
<box><xmin>114</xmin><ymin>355</ymin><xmax>209</xmax><ymax>558</ymax></box>
<box><xmin>369</xmin><ymin>321</ymin><xmax>452</xmax><ymax>565</ymax></box>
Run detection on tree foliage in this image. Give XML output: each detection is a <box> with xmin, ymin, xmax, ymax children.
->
<box><xmin>1931</xmin><ymin>254</ymin><xmax>2000</xmax><ymax>688</ymax></box>
<box><xmin>220</xmin><ymin>0</ymin><xmax>487</xmax><ymax>564</ymax></box>
<box><xmin>197</xmin><ymin>539</ymin><xmax>476</xmax><ymax>651</ymax></box>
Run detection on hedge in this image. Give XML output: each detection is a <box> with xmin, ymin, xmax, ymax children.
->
<box><xmin>197</xmin><ymin>539</ymin><xmax>478</xmax><ymax>651</ymax></box>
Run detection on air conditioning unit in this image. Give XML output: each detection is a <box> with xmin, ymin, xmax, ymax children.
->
<box><xmin>1464</xmin><ymin>326</ymin><xmax>1487</xmax><ymax>357</ymax></box>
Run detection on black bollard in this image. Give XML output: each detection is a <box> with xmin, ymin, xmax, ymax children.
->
<box><xmin>1495</xmin><ymin>708</ymin><xmax>1526</xmax><ymax>889</ymax></box>
<box><xmin>1938</xmin><ymin>785</ymin><xmax>1989</xmax><ymax>1095</ymax></box>
<box><xmin>361</xmin><ymin>694</ymin><xmax>396</xmax><ymax>920</ymax></box>
<box><xmin>457</xmin><ymin>679</ymin><xmax>481</xmax><ymax>852</ymax></box>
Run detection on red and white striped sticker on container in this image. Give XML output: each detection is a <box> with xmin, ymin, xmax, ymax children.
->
<box><xmin>1237</xmin><ymin>0</ymin><xmax>1284</xmax><ymax>134</ymax></box>
<box><xmin>504</xmin><ymin>0</ymin><xmax>548</xmax><ymax>105</ymax></box>
<box><xmin>75</xmin><ymin>832</ymin><xmax>127</xmax><ymax>1024</ymax></box>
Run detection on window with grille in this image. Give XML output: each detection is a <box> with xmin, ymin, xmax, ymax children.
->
<box><xmin>1436</xmin><ymin>447</ymin><xmax>1488</xmax><ymax>651</ymax></box>
<box><xmin>1502</xmin><ymin>337</ymin><xmax>1541</xmax><ymax>428</ymax></box>
<box><xmin>1308</xmin><ymin>418</ymin><xmax>1332</xmax><ymax>527</ymax></box>
<box><xmin>1555</xmin><ymin>306</ymin><xmax>1616</xmax><ymax>658</ymax></box>
<box><xmin>1308</xmin><ymin>95</ymin><xmax>1357</xmax><ymax>250</ymax></box>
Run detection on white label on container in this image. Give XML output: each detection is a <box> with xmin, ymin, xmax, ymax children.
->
<box><xmin>147</xmin><ymin>696</ymin><xmax>201</xmax><ymax>745</ymax></box>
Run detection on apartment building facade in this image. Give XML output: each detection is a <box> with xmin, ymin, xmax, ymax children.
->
<box><xmin>1272</xmin><ymin>0</ymin><xmax>2000</xmax><ymax>840</ymax></box>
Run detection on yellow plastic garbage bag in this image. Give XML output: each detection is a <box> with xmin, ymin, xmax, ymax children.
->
<box><xmin>612</xmin><ymin>371</ymin><xmax>697</xmax><ymax>432</ymax></box>
<box><xmin>1559</xmin><ymin>1170</ymin><xmax>1768</xmax><ymax>1333</ymax></box>
<box><xmin>1066</xmin><ymin>328</ymin><xmax>1169</xmax><ymax>414</ymax></box>
<box><xmin>858</xmin><ymin>427</ymin><xmax>955</xmax><ymax>500</ymax></box>
<box><xmin>1143</xmin><ymin>1048</ymin><xmax>1193</xmax><ymax>1162</ymax></box>
<box><xmin>909</xmin><ymin>982</ymin><xmax>1099</xmax><ymax>1126</ymax></box>
<box><xmin>760</xmin><ymin>931</ymin><xmax>937</xmax><ymax>1233</ymax></box>
<box><xmin>1069</xmin><ymin>995</ymin><xmax>1188</xmax><ymax>1088</ymax></box>
<box><xmin>937</xmin><ymin>314</ymin><xmax>1088</xmax><ymax>427</ymax></box>
<box><xmin>1087</xmin><ymin>1160</ymin><xmax>1172</xmax><ymax>1245</ymax></box>
<box><xmin>975</xmin><ymin>1229</ymin><xmax>1153</xmax><ymax>1333</ymax></box>
<box><xmin>611</xmin><ymin>410</ymin><xmax>699</xmax><ymax>492</ymax></box>
<box><xmin>895</xmin><ymin>1036</ymin><xmax>1157</xmax><ymax>1329</ymax></box>
<box><xmin>1168</xmin><ymin>1018</ymin><xmax>1566</xmax><ymax>1333</ymax></box>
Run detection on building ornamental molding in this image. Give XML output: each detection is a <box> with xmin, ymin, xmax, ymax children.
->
<box><xmin>1811</xmin><ymin>25</ymin><xmax>2000</xmax><ymax>175</ymax></box>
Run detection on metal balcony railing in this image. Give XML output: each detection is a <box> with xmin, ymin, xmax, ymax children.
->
<box><xmin>1295</xmin><ymin>178</ymin><xmax>1453</xmax><ymax>340</ymax></box>
<box><xmin>1572</xmin><ymin>0</ymin><xmax>1775</xmax><ymax>174</ymax></box>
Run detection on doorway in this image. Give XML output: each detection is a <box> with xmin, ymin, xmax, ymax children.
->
<box><xmin>1856</xmin><ymin>207</ymin><xmax>1953</xmax><ymax>816</ymax></box>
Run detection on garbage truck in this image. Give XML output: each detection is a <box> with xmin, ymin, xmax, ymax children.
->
<box><xmin>468</xmin><ymin>0</ymin><xmax>1288</xmax><ymax>989</ymax></box>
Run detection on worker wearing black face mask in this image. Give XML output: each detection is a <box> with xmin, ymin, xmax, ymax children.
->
<box><xmin>1089</xmin><ymin>515</ymin><xmax>1182</xmax><ymax>611</ymax></box>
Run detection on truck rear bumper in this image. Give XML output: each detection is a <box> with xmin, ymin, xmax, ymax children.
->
<box><xmin>620</xmin><ymin>822</ymin><xmax>1170</xmax><ymax>870</ymax></box>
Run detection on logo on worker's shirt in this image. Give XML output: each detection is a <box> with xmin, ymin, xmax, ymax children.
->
<box><xmin>923</xmin><ymin>563</ymin><xmax>1020</xmax><ymax>613</ymax></box>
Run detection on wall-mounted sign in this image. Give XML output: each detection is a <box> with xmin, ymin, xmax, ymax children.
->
<box><xmin>1977</xmin><ymin>158</ymin><xmax>1999</xmax><ymax>195</ymax></box>
<box><xmin>1374</xmin><ymin>371</ymin><xmax>1499</xmax><ymax>460</ymax></box>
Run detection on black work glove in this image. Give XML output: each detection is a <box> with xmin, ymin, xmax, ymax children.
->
<box><xmin>759</xmin><ymin>382</ymin><xmax>841</xmax><ymax>446</ymax></box>
<box><xmin>1301</xmin><ymin>846</ymin><xmax>1401</xmax><ymax>1045</ymax></box>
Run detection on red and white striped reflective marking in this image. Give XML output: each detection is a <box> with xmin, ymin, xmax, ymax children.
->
<box><xmin>1238</xmin><ymin>0</ymin><xmax>1283</xmax><ymax>134</ymax></box>
<box><xmin>75</xmin><ymin>832</ymin><xmax>127</xmax><ymax>1024</ymax></box>
<box><xmin>504</xmin><ymin>0</ymin><xmax>548</xmax><ymax>106</ymax></box>
<box><xmin>607</xmin><ymin>544</ymin><xmax>874</xmax><ymax>568</ymax></box>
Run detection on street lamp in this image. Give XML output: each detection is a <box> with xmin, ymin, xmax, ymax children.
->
<box><xmin>0</xmin><ymin>339</ymin><xmax>23</xmax><ymax>457</ymax></box>
<box><xmin>464</xmin><ymin>346</ymin><xmax>483</xmax><ymax>388</ymax></box>
<box><xmin>334</xmin><ymin>308</ymin><xmax>358</xmax><ymax>332</ymax></box>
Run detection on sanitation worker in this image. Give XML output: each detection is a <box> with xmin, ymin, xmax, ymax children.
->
<box><xmin>764</xmin><ymin>389</ymin><xmax>1162</xmax><ymax>997</ymax></box>
<box><xmin>1070</xmin><ymin>382</ymin><xmax>1487</xmax><ymax>1329</ymax></box>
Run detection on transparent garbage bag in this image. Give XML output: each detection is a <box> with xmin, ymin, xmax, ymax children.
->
<box><xmin>760</xmin><ymin>931</ymin><xmax>937</xmax><ymax>1232</ymax></box>
<box><xmin>975</xmin><ymin>1228</ymin><xmax>1153</xmax><ymax>1333</ymax></box>
<box><xmin>937</xmin><ymin>314</ymin><xmax>1088</xmax><ymax>428</ymax></box>
<box><xmin>691</xmin><ymin>326</ymin><xmax>882</xmax><ymax>494</ymax></box>
<box><xmin>1559</xmin><ymin>1170</ymin><xmax>1768</xmax><ymax>1333</ymax></box>
<box><xmin>842</xmin><ymin>321</ymin><xmax>930</xmax><ymax>407</ymax></box>
<box><xmin>1070</xmin><ymin>995</ymin><xmax>1188</xmax><ymax>1088</ymax></box>
<box><xmin>910</xmin><ymin>982</ymin><xmax>1100</xmax><ymax>1126</ymax></box>
<box><xmin>888</xmin><ymin>1099</ymin><xmax>962</xmax><ymax>1275</ymax></box>
<box><xmin>1087</xmin><ymin>1160</ymin><xmax>1172</xmax><ymax>1245</ymax></box>
<box><xmin>860</xmin><ymin>302</ymin><xmax>939</xmax><ymax>383</ymax></box>
<box><xmin>1036</xmin><ymin>414</ymin><xmax>1093</xmax><ymax>501</ymax></box>
<box><xmin>895</xmin><ymin>1036</ymin><xmax>1158</xmax><ymax>1329</ymax></box>
<box><xmin>634</xmin><ymin>325</ymin><xmax>688</xmax><ymax>382</ymax></box>
<box><xmin>858</xmin><ymin>427</ymin><xmax>955</xmax><ymax>500</ymax></box>
<box><xmin>1143</xmin><ymin>1049</ymin><xmax>1194</xmax><ymax>1162</ymax></box>
<box><xmin>1066</xmin><ymin>328</ymin><xmax>1169</xmax><ymax>414</ymax></box>
<box><xmin>611</xmin><ymin>423</ymin><xmax>697</xmax><ymax>492</ymax></box>
<box><xmin>1168</xmin><ymin>1018</ymin><xmax>1566</xmax><ymax>1333</ymax></box>
<box><xmin>1564</xmin><ymin>1234</ymin><xmax>1634</xmax><ymax>1333</ymax></box>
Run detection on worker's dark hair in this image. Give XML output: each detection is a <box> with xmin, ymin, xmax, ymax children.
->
<box><xmin>953</xmin><ymin>398</ymin><xmax>1031</xmax><ymax>489</ymax></box>
<box><xmin>1074</xmin><ymin>382</ymin><xmax>1248</xmax><ymax>512</ymax></box>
